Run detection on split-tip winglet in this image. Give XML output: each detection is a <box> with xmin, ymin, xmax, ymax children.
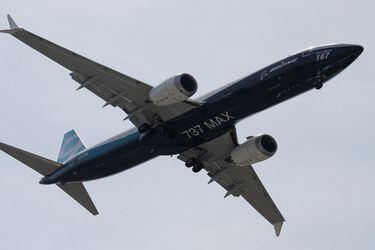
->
<box><xmin>7</xmin><ymin>14</ymin><xmax>19</xmax><ymax>29</ymax></box>
<box><xmin>273</xmin><ymin>221</ymin><xmax>284</xmax><ymax>237</ymax></box>
<box><xmin>0</xmin><ymin>14</ymin><xmax>21</xmax><ymax>34</ymax></box>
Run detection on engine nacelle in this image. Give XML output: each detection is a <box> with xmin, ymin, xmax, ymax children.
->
<box><xmin>149</xmin><ymin>73</ymin><xmax>198</xmax><ymax>106</ymax></box>
<box><xmin>230</xmin><ymin>134</ymin><xmax>277</xmax><ymax>166</ymax></box>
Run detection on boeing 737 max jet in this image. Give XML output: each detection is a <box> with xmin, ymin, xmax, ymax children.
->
<box><xmin>0</xmin><ymin>15</ymin><xmax>364</xmax><ymax>236</ymax></box>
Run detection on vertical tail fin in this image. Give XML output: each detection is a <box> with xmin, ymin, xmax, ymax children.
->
<box><xmin>58</xmin><ymin>130</ymin><xmax>86</xmax><ymax>163</ymax></box>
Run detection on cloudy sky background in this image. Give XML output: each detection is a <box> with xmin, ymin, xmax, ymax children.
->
<box><xmin>0</xmin><ymin>1</ymin><xmax>373</xmax><ymax>249</ymax></box>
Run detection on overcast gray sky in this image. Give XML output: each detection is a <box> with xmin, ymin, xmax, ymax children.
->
<box><xmin>0</xmin><ymin>0</ymin><xmax>374</xmax><ymax>249</ymax></box>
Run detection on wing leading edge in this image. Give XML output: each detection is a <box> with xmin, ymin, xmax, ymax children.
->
<box><xmin>178</xmin><ymin>128</ymin><xmax>285</xmax><ymax>236</ymax></box>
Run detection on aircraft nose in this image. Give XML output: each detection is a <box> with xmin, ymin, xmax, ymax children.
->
<box><xmin>348</xmin><ymin>45</ymin><xmax>364</xmax><ymax>57</ymax></box>
<box><xmin>324</xmin><ymin>44</ymin><xmax>364</xmax><ymax>67</ymax></box>
<box><xmin>342</xmin><ymin>44</ymin><xmax>364</xmax><ymax>59</ymax></box>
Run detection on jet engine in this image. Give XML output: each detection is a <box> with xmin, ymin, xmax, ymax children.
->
<box><xmin>230</xmin><ymin>134</ymin><xmax>277</xmax><ymax>166</ymax></box>
<box><xmin>149</xmin><ymin>73</ymin><xmax>198</xmax><ymax>106</ymax></box>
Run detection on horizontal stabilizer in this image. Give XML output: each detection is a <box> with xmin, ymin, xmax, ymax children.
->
<box><xmin>0</xmin><ymin>142</ymin><xmax>61</xmax><ymax>176</ymax></box>
<box><xmin>0</xmin><ymin>141</ymin><xmax>98</xmax><ymax>215</ymax></box>
<box><xmin>58</xmin><ymin>182</ymin><xmax>98</xmax><ymax>215</ymax></box>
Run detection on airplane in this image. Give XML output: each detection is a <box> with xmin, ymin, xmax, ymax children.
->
<box><xmin>0</xmin><ymin>15</ymin><xmax>363</xmax><ymax>236</ymax></box>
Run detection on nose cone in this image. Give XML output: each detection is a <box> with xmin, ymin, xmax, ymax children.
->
<box><xmin>311</xmin><ymin>44</ymin><xmax>364</xmax><ymax>64</ymax></box>
<box><xmin>308</xmin><ymin>44</ymin><xmax>363</xmax><ymax>83</ymax></box>
<box><xmin>337</xmin><ymin>44</ymin><xmax>364</xmax><ymax>68</ymax></box>
<box><xmin>321</xmin><ymin>44</ymin><xmax>364</xmax><ymax>69</ymax></box>
<box><xmin>344</xmin><ymin>44</ymin><xmax>364</xmax><ymax>59</ymax></box>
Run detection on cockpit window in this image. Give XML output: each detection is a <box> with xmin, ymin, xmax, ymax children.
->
<box><xmin>302</xmin><ymin>49</ymin><xmax>312</xmax><ymax>57</ymax></box>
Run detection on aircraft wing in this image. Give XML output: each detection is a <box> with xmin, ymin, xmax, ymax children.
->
<box><xmin>178</xmin><ymin>128</ymin><xmax>285</xmax><ymax>236</ymax></box>
<box><xmin>1</xmin><ymin>15</ymin><xmax>198</xmax><ymax>127</ymax></box>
